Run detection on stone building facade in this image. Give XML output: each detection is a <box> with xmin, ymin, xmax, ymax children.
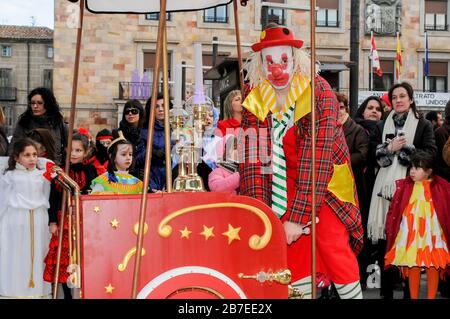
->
<box><xmin>0</xmin><ymin>25</ymin><xmax>53</xmax><ymax>134</ymax></box>
<box><xmin>54</xmin><ymin>0</ymin><xmax>450</xmax><ymax>134</ymax></box>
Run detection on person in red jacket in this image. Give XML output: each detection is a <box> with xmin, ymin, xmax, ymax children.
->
<box><xmin>217</xmin><ymin>90</ymin><xmax>242</xmax><ymax>137</ymax></box>
<box><xmin>239</xmin><ymin>24</ymin><xmax>363</xmax><ymax>299</ymax></box>
<box><xmin>385</xmin><ymin>150</ymin><xmax>450</xmax><ymax>299</ymax></box>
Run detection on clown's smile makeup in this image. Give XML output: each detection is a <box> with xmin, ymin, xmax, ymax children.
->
<box><xmin>262</xmin><ymin>46</ymin><xmax>294</xmax><ymax>90</ymax></box>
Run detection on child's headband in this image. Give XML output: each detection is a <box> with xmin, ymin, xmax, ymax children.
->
<box><xmin>107</xmin><ymin>130</ymin><xmax>127</xmax><ymax>152</ymax></box>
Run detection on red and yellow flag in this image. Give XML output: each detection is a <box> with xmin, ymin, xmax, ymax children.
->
<box><xmin>395</xmin><ymin>32</ymin><xmax>403</xmax><ymax>81</ymax></box>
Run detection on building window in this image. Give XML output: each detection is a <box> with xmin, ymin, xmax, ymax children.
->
<box><xmin>424</xmin><ymin>61</ymin><xmax>448</xmax><ymax>92</ymax></box>
<box><xmin>0</xmin><ymin>68</ymin><xmax>12</xmax><ymax>87</ymax></box>
<box><xmin>1</xmin><ymin>45</ymin><xmax>12</xmax><ymax>57</ymax></box>
<box><xmin>143</xmin><ymin>51</ymin><xmax>172</xmax><ymax>84</ymax></box>
<box><xmin>203</xmin><ymin>5</ymin><xmax>228</xmax><ymax>23</ymax></box>
<box><xmin>316</xmin><ymin>0</ymin><xmax>339</xmax><ymax>27</ymax></box>
<box><xmin>43</xmin><ymin>69</ymin><xmax>53</xmax><ymax>89</ymax></box>
<box><xmin>47</xmin><ymin>46</ymin><xmax>53</xmax><ymax>59</ymax></box>
<box><xmin>145</xmin><ymin>12</ymin><xmax>171</xmax><ymax>21</ymax></box>
<box><xmin>372</xmin><ymin>60</ymin><xmax>394</xmax><ymax>91</ymax></box>
<box><xmin>425</xmin><ymin>0</ymin><xmax>448</xmax><ymax>31</ymax></box>
<box><xmin>261</xmin><ymin>0</ymin><xmax>286</xmax><ymax>28</ymax></box>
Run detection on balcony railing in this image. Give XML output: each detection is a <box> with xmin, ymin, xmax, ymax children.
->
<box><xmin>425</xmin><ymin>24</ymin><xmax>448</xmax><ymax>31</ymax></box>
<box><xmin>119</xmin><ymin>82</ymin><xmax>159</xmax><ymax>100</ymax></box>
<box><xmin>317</xmin><ymin>20</ymin><xmax>340</xmax><ymax>28</ymax></box>
<box><xmin>118</xmin><ymin>81</ymin><xmax>213</xmax><ymax>101</ymax></box>
<box><xmin>0</xmin><ymin>87</ymin><xmax>17</xmax><ymax>101</ymax></box>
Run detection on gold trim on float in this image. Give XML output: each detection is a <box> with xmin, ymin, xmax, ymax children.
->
<box><xmin>158</xmin><ymin>203</ymin><xmax>272</xmax><ymax>250</ymax></box>
<box><xmin>117</xmin><ymin>222</ymin><xmax>149</xmax><ymax>272</ymax></box>
<box><xmin>118</xmin><ymin>247</ymin><xmax>146</xmax><ymax>272</ymax></box>
<box><xmin>166</xmin><ymin>286</ymin><xmax>225</xmax><ymax>299</ymax></box>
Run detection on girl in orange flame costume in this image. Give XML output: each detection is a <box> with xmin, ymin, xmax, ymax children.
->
<box><xmin>385</xmin><ymin>150</ymin><xmax>450</xmax><ymax>299</ymax></box>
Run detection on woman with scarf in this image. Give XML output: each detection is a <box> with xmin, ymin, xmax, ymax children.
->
<box><xmin>368</xmin><ymin>82</ymin><xmax>437</xmax><ymax>298</ymax></box>
<box><xmin>9</xmin><ymin>87</ymin><xmax>68</xmax><ymax>165</ymax></box>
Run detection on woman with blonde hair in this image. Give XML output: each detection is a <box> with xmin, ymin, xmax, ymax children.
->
<box><xmin>217</xmin><ymin>90</ymin><xmax>242</xmax><ymax>137</ymax></box>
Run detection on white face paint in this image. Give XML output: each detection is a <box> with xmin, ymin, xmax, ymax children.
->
<box><xmin>261</xmin><ymin>45</ymin><xmax>294</xmax><ymax>90</ymax></box>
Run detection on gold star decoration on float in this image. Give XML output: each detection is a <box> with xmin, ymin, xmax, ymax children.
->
<box><xmin>179</xmin><ymin>227</ymin><xmax>192</xmax><ymax>239</ymax></box>
<box><xmin>105</xmin><ymin>283</ymin><xmax>115</xmax><ymax>294</ymax></box>
<box><xmin>110</xmin><ymin>218</ymin><xmax>119</xmax><ymax>229</ymax></box>
<box><xmin>93</xmin><ymin>206</ymin><xmax>101</xmax><ymax>214</ymax></box>
<box><xmin>222</xmin><ymin>224</ymin><xmax>241</xmax><ymax>245</ymax></box>
<box><xmin>200</xmin><ymin>225</ymin><xmax>215</xmax><ymax>240</ymax></box>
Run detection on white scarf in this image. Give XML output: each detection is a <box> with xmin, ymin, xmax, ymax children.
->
<box><xmin>367</xmin><ymin>108</ymin><xmax>419</xmax><ymax>241</ymax></box>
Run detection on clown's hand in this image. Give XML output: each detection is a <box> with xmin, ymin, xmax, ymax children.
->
<box><xmin>283</xmin><ymin>221</ymin><xmax>305</xmax><ymax>245</ymax></box>
<box><xmin>283</xmin><ymin>218</ymin><xmax>320</xmax><ymax>244</ymax></box>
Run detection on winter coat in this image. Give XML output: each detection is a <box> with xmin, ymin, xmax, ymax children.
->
<box><xmin>135</xmin><ymin>121</ymin><xmax>173</xmax><ymax>189</ymax></box>
<box><xmin>375</xmin><ymin>115</ymin><xmax>437</xmax><ymax>167</ymax></box>
<box><xmin>209</xmin><ymin>166</ymin><xmax>240</xmax><ymax>194</ymax></box>
<box><xmin>385</xmin><ymin>175</ymin><xmax>450</xmax><ymax>253</ymax></box>
<box><xmin>434</xmin><ymin>122</ymin><xmax>450</xmax><ymax>181</ymax></box>
<box><xmin>10</xmin><ymin>114</ymin><xmax>68</xmax><ymax>165</ymax></box>
<box><xmin>0</xmin><ymin>125</ymin><xmax>8</xmax><ymax>156</ymax></box>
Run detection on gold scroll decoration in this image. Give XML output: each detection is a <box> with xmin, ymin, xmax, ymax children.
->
<box><xmin>158</xmin><ymin>203</ymin><xmax>272</xmax><ymax>250</ymax></box>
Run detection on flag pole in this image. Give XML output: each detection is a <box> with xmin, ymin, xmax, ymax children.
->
<box><xmin>370</xmin><ymin>31</ymin><xmax>373</xmax><ymax>91</ymax></box>
<box><xmin>395</xmin><ymin>31</ymin><xmax>400</xmax><ymax>83</ymax></box>
<box><xmin>425</xmin><ymin>31</ymin><xmax>428</xmax><ymax>92</ymax></box>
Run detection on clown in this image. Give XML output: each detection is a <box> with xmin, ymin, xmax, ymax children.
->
<box><xmin>239</xmin><ymin>24</ymin><xmax>364</xmax><ymax>299</ymax></box>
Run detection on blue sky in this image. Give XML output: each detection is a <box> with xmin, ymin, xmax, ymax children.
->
<box><xmin>0</xmin><ymin>0</ymin><xmax>54</xmax><ymax>29</ymax></box>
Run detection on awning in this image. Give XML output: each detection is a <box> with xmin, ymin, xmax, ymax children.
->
<box><xmin>317</xmin><ymin>55</ymin><xmax>353</xmax><ymax>72</ymax></box>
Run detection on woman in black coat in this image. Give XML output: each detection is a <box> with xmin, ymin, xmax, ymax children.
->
<box><xmin>369</xmin><ymin>82</ymin><xmax>437</xmax><ymax>299</ymax></box>
<box><xmin>9</xmin><ymin>87</ymin><xmax>68</xmax><ymax>165</ymax></box>
<box><xmin>0</xmin><ymin>107</ymin><xmax>8</xmax><ymax>156</ymax></box>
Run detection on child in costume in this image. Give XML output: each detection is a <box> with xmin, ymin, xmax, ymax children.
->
<box><xmin>85</xmin><ymin>128</ymin><xmax>112</xmax><ymax>176</ymax></box>
<box><xmin>0</xmin><ymin>139</ymin><xmax>53</xmax><ymax>298</ymax></box>
<box><xmin>90</xmin><ymin>130</ymin><xmax>143</xmax><ymax>194</ymax></box>
<box><xmin>43</xmin><ymin>133</ymin><xmax>98</xmax><ymax>298</ymax></box>
<box><xmin>385</xmin><ymin>150</ymin><xmax>450</xmax><ymax>299</ymax></box>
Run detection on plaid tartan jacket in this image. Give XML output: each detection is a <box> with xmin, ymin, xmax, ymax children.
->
<box><xmin>239</xmin><ymin>76</ymin><xmax>364</xmax><ymax>254</ymax></box>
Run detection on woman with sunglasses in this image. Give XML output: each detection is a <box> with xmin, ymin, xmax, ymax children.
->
<box><xmin>113</xmin><ymin>99</ymin><xmax>145</xmax><ymax>177</ymax></box>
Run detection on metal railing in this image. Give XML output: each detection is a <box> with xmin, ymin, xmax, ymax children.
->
<box><xmin>118</xmin><ymin>81</ymin><xmax>214</xmax><ymax>101</ymax></box>
<box><xmin>425</xmin><ymin>23</ymin><xmax>448</xmax><ymax>31</ymax></box>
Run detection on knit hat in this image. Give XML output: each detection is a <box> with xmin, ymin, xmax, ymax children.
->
<box><xmin>96</xmin><ymin>128</ymin><xmax>112</xmax><ymax>141</ymax></box>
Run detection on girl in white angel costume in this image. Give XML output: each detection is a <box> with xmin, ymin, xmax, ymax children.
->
<box><xmin>0</xmin><ymin>138</ymin><xmax>55</xmax><ymax>298</ymax></box>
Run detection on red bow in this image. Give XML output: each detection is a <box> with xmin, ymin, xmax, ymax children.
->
<box><xmin>43</xmin><ymin>161</ymin><xmax>57</xmax><ymax>181</ymax></box>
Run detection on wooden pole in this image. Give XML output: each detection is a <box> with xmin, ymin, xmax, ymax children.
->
<box><xmin>162</xmin><ymin>27</ymin><xmax>172</xmax><ymax>192</ymax></box>
<box><xmin>53</xmin><ymin>0</ymin><xmax>85</xmax><ymax>299</ymax></box>
<box><xmin>233</xmin><ymin>0</ymin><xmax>245</xmax><ymax>94</ymax></box>
<box><xmin>309</xmin><ymin>0</ymin><xmax>317</xmax><ymax>300</ymax></box>
<box><xmin>131</xmin><ymin>0</ymin><xmax>167</xmax><ymax>299</ymax></box>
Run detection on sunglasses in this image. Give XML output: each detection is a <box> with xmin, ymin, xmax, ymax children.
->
<box><xmin>99</xmin><ymin>140</ymin><xmax>111</xmax><ymax>147</ymax></box>
<box><xmin>124</xmin><ymin>108</ymin><xmax>139</xmax><ymax>115</ymax></box>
